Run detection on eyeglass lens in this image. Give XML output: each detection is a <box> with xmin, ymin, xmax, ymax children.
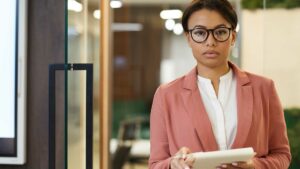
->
<box><xmin>191</xmin><ymin>27</ymin><xmax>231</xmax><ymax>43</ymax></box>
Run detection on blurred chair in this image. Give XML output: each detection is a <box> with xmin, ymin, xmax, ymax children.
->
<box><xmin>112</xmin><ymin>118</ymin><xmax>146</xmax><ymax>169</ymax></box>
<box><xmin>127</xmin><ymin>119</ymin><xmax>150</xmax><ymax>169</ymax></box>
<box><xmin>112</xmin><ymin>144</ymin><xmax>132</xmax><ymax>169</ymax></box>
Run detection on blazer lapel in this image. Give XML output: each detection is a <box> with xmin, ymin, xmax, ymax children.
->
<box><xmin>181</xmin><ymin>62</ymin><xmax>253</xmax><ymax>151</ymax></box>
<box><xmin>181</xmin><ymin>68</ymin><xmax>218</xmax><ymax>151</ymax></box>
<box><xmin>230</xmin><ymin>63</ymin><xmax>253</xmax><ymax>149</ymax></box>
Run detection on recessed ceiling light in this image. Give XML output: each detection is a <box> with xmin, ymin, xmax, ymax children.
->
<box><xmin>165</xmin><ymin>19</ymin><xmax>175</xmax><ymax>31</ymax></box>
<box><xmin>160</xmin><ymin>9</ymin><xmax>183</xmax><ymax>20</ymax></box>
<box><xmin>110</xmin><ymin>0</ymin><xmax>122</xmax><ymax>9</ymax></box>
<box><xmin>173</xmin><ymin>23</ymin><xmax>183</xmax><ymax>35</ymax></box>
<box><xmin>68</xmin><ymin>0</ymin><xmax>82</xmax><ymax>12</ymax></box>
<box><xmin>93</xmin><ymin>9</ymin><xmax>101</xmax><ymax>19</ymax></box>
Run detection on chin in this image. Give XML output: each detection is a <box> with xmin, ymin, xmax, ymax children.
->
<box><xmin>198</xmin><ymin>59</ymin><xmax>228</xmax><ymax>69</ymax></box>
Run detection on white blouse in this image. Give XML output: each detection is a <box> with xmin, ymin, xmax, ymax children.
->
<box><xmin>197</xmin><ymin>69</ymin><xmax>237</xmax><ymax>150</ymax></box>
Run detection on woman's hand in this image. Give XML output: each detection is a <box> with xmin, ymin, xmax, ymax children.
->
<box><xmin>218</xmin><ymin>159</ymin><xmax>255</xmax><ymax>169</ymax></box>
<box><xmin>170</xmin><ymin>147</ymin><xmax>195</xmax><ymax>169</ymax></box>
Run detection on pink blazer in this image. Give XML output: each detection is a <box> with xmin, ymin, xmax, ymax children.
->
<box><xmin>149</xmin><ymin>62</ymin><xmax>291</xmax><ymax>169</ymax></box>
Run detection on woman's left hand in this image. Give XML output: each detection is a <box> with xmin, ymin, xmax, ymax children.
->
<box><xmin>217</xmin><ymin>159</ymin><xmax>255</xmax><ymax>169</ymax></box>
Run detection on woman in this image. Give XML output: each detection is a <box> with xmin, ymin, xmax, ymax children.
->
<box><xmin>149</xmin><ymin>0</ymin><xmax>291</xmax><ymax>169</ymax></box>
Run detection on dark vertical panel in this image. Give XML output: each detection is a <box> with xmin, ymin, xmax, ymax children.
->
<box><xmin>0</xmin><ymin>0</ymin><xmax>65</xmax><ymax>168</ymax></box>
<box><xmin>113</xmin><ymin>6</ymin><xmax>163</xmax><ymax>101</ymax></box>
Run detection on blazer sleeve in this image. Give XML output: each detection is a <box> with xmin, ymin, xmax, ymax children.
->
<box><xmin>253</xmin><ymin>80</ymin><xmax>292</xmax><ymax>169</ymax></box>
<box><xmin>148</xmin><ymin>87</ymin><xmax>172</xmax><ymax>169</ymax></box>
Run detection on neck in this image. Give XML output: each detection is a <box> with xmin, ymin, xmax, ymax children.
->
<box><xmin>197</xmin><ymin>62</ymin><xmax>230</xmax><ymax>81</ymax></box>
<box><xmin>197</xmin><ymin>62</ymin><xmax>230</xmax><ymax>97</ymax></box>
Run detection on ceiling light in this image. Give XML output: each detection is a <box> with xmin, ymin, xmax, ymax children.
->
<box><xmin>165</xmin><ymin>19</ymin><xmax>175</xmax><ymax>31</ymax></box>
<box><xmin>93</xmin><ymin>10</ymin><xmax>101</xmax><ymax>19</ymax></box>
<box><xmin>160</xmin><ymin>9</ymin><xmax>183</xmax><ymax>20</ymax></box>
<box><xmin>173</xmin><ymin>23</ymin><xmax>183</xmax><ymax>35</ymax></box>
<box><xmin>68</xmin><ymin>0</ymin><xmax>82</xmax><ymax>12</ymax></box>
<box><xmin>110</xmin><ymin>0</ymin><xmax>122</xmax><ymax>9</ymax></box>
<box><xmin>112</xmin><ymin>23</ymin><xmax>143</xmax><ymax>32</ymax></box>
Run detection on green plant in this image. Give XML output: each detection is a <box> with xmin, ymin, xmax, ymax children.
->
<box><xmin>242</xmin><ymin>0</ymin><xmax>300</xmax><ymax>9</ymax></box>
<box><xmin>112</xmin><ymin>100</ymin><xmax>149</xmax><ymax>138</ymax></box>
<box><xmin>242</xmin><ymin>0</ymin><xmax>264</xmax><ymax>10</ymax></box>
<box><xmin>284</xmin><ymin>108</ymin><xmax>300</xmax><ymax>168</ymax></box>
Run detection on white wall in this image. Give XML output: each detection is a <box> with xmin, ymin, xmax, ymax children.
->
<box><xmin>241</xmin><ymin>9</ymin><xmax>300</xmax><ymax>108</ymax></box>
<box><xmin>160</xmin><ymin>32</ymin><xmax>196</xmax><ymax>84</ymax></box>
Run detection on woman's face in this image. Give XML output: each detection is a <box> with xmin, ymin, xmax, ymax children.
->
<box><xmin>185</xmin><ymin>9</ymin><xmax>236</xmax><ymax>69</ymax></box>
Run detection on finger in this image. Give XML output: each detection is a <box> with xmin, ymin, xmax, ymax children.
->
<box><xmin>180</xmin><ymin>147</ymin><xmax>191</xmax><ymax>153</ymax></box>
<box><xmin>185</xmin><ymin>155</ymin><xmax>195</xmax><ymax>167</ymax></box>
<box><xmin>179</xmin><ymin>155</ymin><xmax>192</xmax><ymax>169</ymax></box>
<box><xmin>179</xmin><ymin>161</ymin><xmax>191</xmax><ymax>169</ymax></box>
<box><xmin>231</xmin><ymin>160</ymin><xmax>254</xmax><ymax>169</ymax></box>
<box><xmin>171</xmin><ymin>158</ymin><xmax>184</xmax><ymax>169</ymax></box>
<box><xmin>219</xmin><ymin>163</ymin><xmax>241</xmax><ymax>169</ymax></box>
<box><xmin>230</xmin><ymin>162</ymin><xmax>254</xmax><ymax>169</ymax></box>
<box><xmin>220</xmin><ymin>164</ymin><xmax>241</xmax><ymax>169</ymax></box>
<box><xmin>180</xmin><ymin>147</ymin><xmax>192</xmax><ymax>159</ymax></box>
<box><xmin>216</xmin><ymin>164</ymin><xmax>230</xmax><ymax>169</ymax></box>
<box><xmin>183</xmin><ymin>165</ymin><xmax>191</xmax><ymax>169</ymax></box>
<box><xmin>172</xmin><ymin>155</ymin><xmax>192</xmax><ymax>169</ymax></box>
<box><xmin>218</xmin><ymin>164</ymin><xmax>228</xmax><ymax>168</ymax></box>
<box><xmin>234</xmin><ymin>162</ymin><xmax>253</xmax><ymax>169</ymax></box>
<box><xmin>224</xmin><ymin>166</ymin><xmax>240</xmax><ymax>169</ymax></box>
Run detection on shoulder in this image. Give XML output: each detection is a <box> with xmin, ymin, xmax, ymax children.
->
<box><xmin>245</xmin><ymin>71</ymin><xmax>273</xmax><ymax>84</ymax></box>
<box><xmin>242</xmin><ymin>71</ymin><xmax>276</xmax><ymax>92</ymax></box>
<box><xmin>156</xmin><ymin>75</ymin><xmax>186</xmax><ymax>95</ymax></box>
<box><xmin>157</xmin><ymin>67</ymin><xmax>197</xmax><ymax>93</ymax></box>
<box><xmin>230</xmin><ymin>61</ymin><xmax>274</xmax><ymax>88</ymax></box>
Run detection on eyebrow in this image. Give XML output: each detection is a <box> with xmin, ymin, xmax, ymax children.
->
<box><xmin>192</xmin><ymin>24</ymin><xmax>228</xmax><ymax>29</ymax></box>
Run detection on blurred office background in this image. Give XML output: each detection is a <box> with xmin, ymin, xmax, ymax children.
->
<box><xmin>66</xmin><ymin>0</ymin><xmax>300</xmax><ymax>169</ymax></box>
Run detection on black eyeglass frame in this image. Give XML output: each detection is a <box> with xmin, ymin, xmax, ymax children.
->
<box><xmin>188</xmin><ymin>27</ymin><xmax>233</xmax><ymax>43</ymax></box>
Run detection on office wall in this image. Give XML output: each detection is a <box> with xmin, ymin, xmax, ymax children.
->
<box><xmin>160</xmin><ymin>32</ymin><xmax>196</xmax><ymax>84</ymax></box>
<box><xmin>0</xmin><ymin>0</ymin><xmax>65</xmax><ymax>168</ymax></box>
<box><xmin>241</xmin><ymin>9</ymin><xmax>300</xmax><ymax>108</ymax></box>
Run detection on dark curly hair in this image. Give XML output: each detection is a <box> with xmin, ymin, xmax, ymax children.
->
<box><xmin>182</xmin><ymin>0</ymin><xmax>238</xmax><ymax>32</ymax></box>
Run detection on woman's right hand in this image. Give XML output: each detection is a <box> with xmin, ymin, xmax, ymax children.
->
<box><xmin>170</xmin><ymin>147</ymin><xmax>195</xmax><ymax>169</ymax></box>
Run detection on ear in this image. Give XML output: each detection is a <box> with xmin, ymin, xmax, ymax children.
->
<box><xmin>185</xmin><ymin>32</ymin><xmax>192</xmax><ymax>48</ymax></box>
<box><xmin>231</xmin><ymin>31</ymin><xmax>237</xmax><ymax>46</ymax></box>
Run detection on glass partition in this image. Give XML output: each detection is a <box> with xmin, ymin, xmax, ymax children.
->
<box><xmin>67</xmin><ymin>0</ymin><xmax>100</xmax><ymax>169</ymax></box>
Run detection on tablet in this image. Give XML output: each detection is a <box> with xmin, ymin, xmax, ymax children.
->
<box><xmin>190</xmin><ymin>147</ymin><xmax>255</xmax><ymax>169</ymax></box>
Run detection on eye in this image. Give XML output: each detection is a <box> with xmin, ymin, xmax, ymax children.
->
<box><xmin>214</xmin><ymin>28</ymin><xmax>229</xmax><ymax>36</ymax></box>
<box><xmin>192</xmin><ymin>29</ymin><xmax>207</xmax><ymax>37</ymax></box>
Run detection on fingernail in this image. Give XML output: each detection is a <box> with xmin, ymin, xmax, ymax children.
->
<box><xmin>184</xmin><ymin>166</ymin><xmax>190</xmax><ymax>169</ymax></box>
<box><xmin>222</xmin><ymin>164</ymin><xmax>227</xmax><ymax>168</ymax></box>
<box><xmin>182</xmin><ymin>154</ymin><xmax>186</xmax><ymax>159</ymax></box>
<box><xmin>232</xmin><ymin>162</ymin><xmax>238</xmax><ymax>166</ymax></box>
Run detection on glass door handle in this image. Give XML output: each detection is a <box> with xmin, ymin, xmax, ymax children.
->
<box><xmin>48</xmin><ymin>63</ymin><xmax>93</xmax><ymax>169</ymax></box>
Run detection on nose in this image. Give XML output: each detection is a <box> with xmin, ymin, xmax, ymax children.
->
<box><xmin>205</xmin><ymin>31</ymin><xmax>217</xmax><ymax>46</ymax></box>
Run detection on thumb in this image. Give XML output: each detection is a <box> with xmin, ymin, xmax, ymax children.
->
<box><xmin>180</xmin><ymin>147</ymin><xmax>191</xmax><ymax>159</ymax></box>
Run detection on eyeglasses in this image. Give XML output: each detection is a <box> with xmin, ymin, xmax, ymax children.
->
<box><xmin>188</xmin><ymin>27</ymin><xmax>233</xmax><ymax>43</ymax></box>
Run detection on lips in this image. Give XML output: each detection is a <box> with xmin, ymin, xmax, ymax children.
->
<box><xmin>202</xmin><ymin>50</ymin><xmax>220</xmax><ymax>58</ymax></box>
